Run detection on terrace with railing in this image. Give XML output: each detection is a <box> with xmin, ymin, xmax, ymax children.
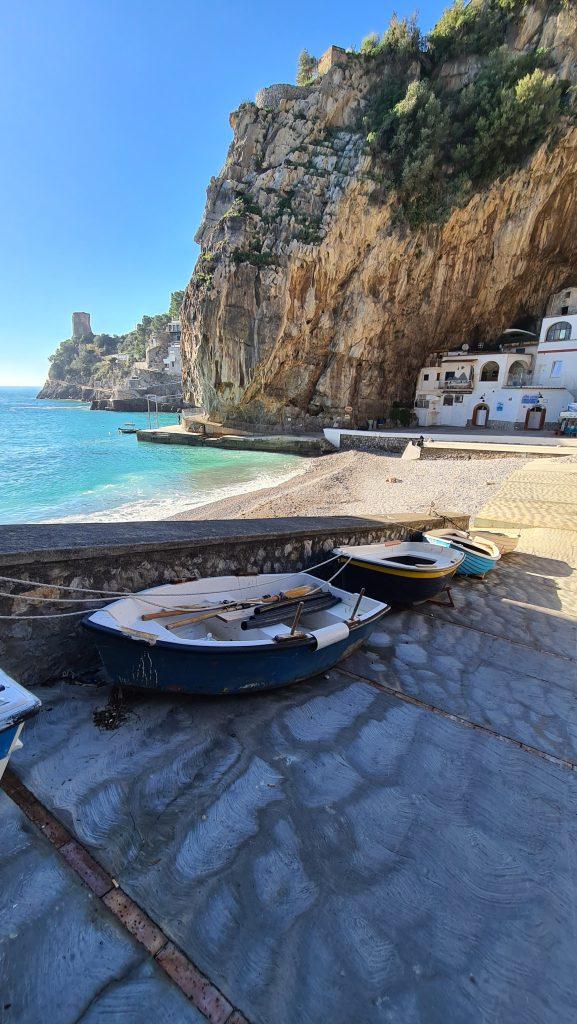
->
<box><xmin>503</xmin><ymin>369</ymin><xmax>576</xmax><ymax>391</ymax></box>
<box><xmin>439</xmin><ymin>375</ymin><xmax>474</xmax><ymax>392</ymax></box>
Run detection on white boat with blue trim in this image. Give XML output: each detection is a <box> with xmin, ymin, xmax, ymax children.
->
<box><xmin>422</xmin><ymin>529</ymin><xmax>501</xmax><ymax>577</ymax></box>
<box><xmin>0</xmin><ymin>669</ymin><xmax>41</xmax><ymax>782</ymax></box>
<box><xmin>83</xmin><ymin>572</ymin><xmax>389</xmax><ymax>695</ymax></box>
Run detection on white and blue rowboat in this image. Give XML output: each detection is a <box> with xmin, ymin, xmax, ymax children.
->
<box><xmin>423</xmin><ymin>529</ymin><xmax>501</xmax><ymax>577</ymax></box>
<box><xmin>0</xmin><ymin>668</ymin><xmax>41</xmax><ymax>783</ymax></box>
<box><xmin>83</xmin><ymin>572</ymin><xmax>389</xmax><ymax>696</ymax></box>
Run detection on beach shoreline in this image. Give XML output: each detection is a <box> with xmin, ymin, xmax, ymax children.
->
<box><xmin>168</xmin><ymin>449</ymin><xmax>527</xmax><ymax>523</ymax></box>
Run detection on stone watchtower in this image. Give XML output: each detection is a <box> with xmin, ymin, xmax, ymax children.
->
<box><xmin>72</xmin><ymin>312</ymin><xmax>93</xmax><ymax>340</ymax></box>
<box><xmin>317</xmin><ymin>45</ymin><xmax>350</xmax><ymax>76</ymax></box>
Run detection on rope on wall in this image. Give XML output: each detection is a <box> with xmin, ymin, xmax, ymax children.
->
<box><xmin>0</xmin><ymin>551</ymin><xmax>353</xmax><ymax>619</ymax></box>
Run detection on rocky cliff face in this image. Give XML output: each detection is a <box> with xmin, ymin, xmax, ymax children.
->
<box><xmin>182</xmin><ymin>3</ymin><xmax>577</xmax><ymax>430</ymax></box>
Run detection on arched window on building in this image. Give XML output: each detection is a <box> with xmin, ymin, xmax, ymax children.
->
<box><xmin>506</xmin><ymin>360</ymin><xmax>529</xmax><ymax>386</ymax></box>
<box><xmin>480</xmin><ymin>360</ymin><xmax>499</xmax><ymax>382</ymax></box>
<box><xmin>545</xmin><ymin>321</ymin><xmax>572</xmax><ymax>342</ymax></box>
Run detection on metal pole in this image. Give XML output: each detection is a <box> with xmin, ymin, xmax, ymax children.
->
<box><xmin>289</xmin><ymin>602</ymin><xmax>305</xmax><ymax>636</ymax></box>
<box><xmin>349</xmin><ymin>588</ymin><xmax>365</xmax><ymax>622</ymax></box>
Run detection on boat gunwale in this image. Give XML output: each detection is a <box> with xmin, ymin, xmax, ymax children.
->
<box><xmin>339</xmin><ymin>556</ymin><xmax>463</xmax><ymax>578</ymax></box>
<box><xmin>82</xmin><ymin>605</ymin><xmax>388</xmax><ymax>654</ymax></box>
<box><xmin>0</xmin><ymin>670</ymin><xmax>42</xmax><ymax>730</ymax></box>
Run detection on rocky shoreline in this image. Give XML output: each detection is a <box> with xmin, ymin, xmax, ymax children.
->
<box><xmin>37</xmin><ymin>378</ymin><xmax>182</xmax><ymax>412</ymax></box>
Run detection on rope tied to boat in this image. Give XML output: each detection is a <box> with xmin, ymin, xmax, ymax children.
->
<box><xmin>0</xmin><ymin>551</ymin><xmax>352</xmax><ymax>620</ymax></box>
<box><xmin>428</xmin><ymin>503</ymin><xmax>467</xmax><ymax>534</ymax></box>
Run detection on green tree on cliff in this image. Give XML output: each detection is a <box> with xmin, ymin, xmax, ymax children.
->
<box><xmin>296</xmin><ymin>49</ymin><xmax>318</xmax><ymax>86</ymax></box>
<box><xmin>169</xmin><ymin>290</ymin><xmax>185</xmax><ymax>317</ymax></box>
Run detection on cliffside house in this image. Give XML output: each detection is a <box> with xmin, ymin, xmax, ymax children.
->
<box><xmin>164</xmin><ymin>340</ymin><xmax>182</xmax><ymax>376</ymax></box>
<box><xmin>167</xmin><ymin>318</ymin><xmax>181</xmax><ymax>340</ymax></box>
<box><xmin>413</xmin><ymin>288</ymin><xmax>577</xmax><ymax>431</ymax></box>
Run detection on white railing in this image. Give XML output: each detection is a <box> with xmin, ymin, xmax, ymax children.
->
<box><xmin>440</xmin><ymin>378</ymin><xmax>474</xmax><ymax>391</ymax></box>
<box><xmin>504</xmin><ymin>371</ymin><xmax>576</xmax><ymax>390</ymax></box>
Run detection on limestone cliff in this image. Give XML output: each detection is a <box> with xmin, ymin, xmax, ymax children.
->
<box><xmin>182</xmin><ymin>2</ymin><xmax>577</xmax><ymax>430</ymax></box>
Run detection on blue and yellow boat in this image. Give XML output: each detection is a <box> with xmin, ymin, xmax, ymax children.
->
<box><xmin>423</xmin><ymin>529</ymin><xmax>501</xmax><ymax>577</ymax></box>
<box><xmin>327</xmin><ymin>541</ymin><xmax>464</xmax><ymax>606</ymax></box>
<box><xmin>0</xmin><ymin>669</ymin><xmax>41</xmax><ymax>782</ymax></box>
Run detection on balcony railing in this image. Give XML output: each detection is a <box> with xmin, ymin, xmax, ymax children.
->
<box><xmin>440</xmin><ymin>378</ymin><xmax>474</xmax><ymax>391</ymax></box>
<box><xmin>504</xmin><ymin>371</ymin><xmax>575</xmax><ymax>390</ymax></box>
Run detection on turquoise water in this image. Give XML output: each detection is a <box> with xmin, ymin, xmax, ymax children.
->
<box><xmin>0</xmin><ymin>387</ymin><xmax>303</xmax><ymax>523</ymax></box>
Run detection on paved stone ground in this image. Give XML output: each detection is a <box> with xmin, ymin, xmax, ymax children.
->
<box><xmin>347</xmin><ymin>535</ymin><xmax>577</xmax><ymax>763</ymax></box>
<box><xmin>3</xmin><ymin>456</ymin><xmax>577</xmax><ymax>1024</ymax></box>
<box><xmin>0</xmin><ymin>792</ymin><xmax>206</xmax><ymax>1024</ymax></box>
<box><xmin>4</xmin><ymin>521</ymin><xmax>577</xmax><ymax>1024</ymax></box>
<box><xmin>474</xmin><ymin>457</ymin><xmax>577</xmax><ymax>531</ymax></box>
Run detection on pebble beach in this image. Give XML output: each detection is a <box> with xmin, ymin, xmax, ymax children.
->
<box><xmin>169</xmin><ymin>449</ymin><xmax>525</xmax><ymax>521</ymax></box>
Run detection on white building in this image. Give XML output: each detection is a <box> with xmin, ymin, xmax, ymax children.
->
<box><xmin>414</xmin><ymin>288</ymin><xmax>577</xmax><ymax>431</ymax></box>
<box><xmin>164</xmin><ymin>341</ymin><xmax>182</xmax><ymax>376</ymax></box>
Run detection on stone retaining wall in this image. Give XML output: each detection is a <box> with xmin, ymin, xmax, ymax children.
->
<box><xmin>338</xmin><ymin>435</ymin><xmax>409</xmax><ymax>454</ymax></box>
<box><xmin>0</xmin><ymin>514</ymin><xmax>468</xmax><ymax>685</ymax></box>
<box><xmin>420</xmin><ymin>448</ymin><xmax>556</xmax><ymax>460</ymax></box>
<box><xmin>255</xmin><ymin>84</ymin><xmax>305</xmax><ymax>110</ymax></box>
<box><xmin>465</xmin><ymin>419</ymin><xmax>559</xmax><ymax>432</ymax></box>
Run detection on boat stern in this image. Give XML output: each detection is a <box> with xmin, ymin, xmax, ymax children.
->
<box><xmin>0</xmin><ymin>669</ymin><xmax>41</xmax><ymax>783</ymax></box>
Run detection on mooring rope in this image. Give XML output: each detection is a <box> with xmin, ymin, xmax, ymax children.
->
<box><xmin>0</xmin><ymin>576</ymin><xmax>130</xmax><ymax>596</ymax></box>
<box><xmin>0</xmin><ymin>608</ymin><xmax>104</xmax><ymax>619</ymax></box>
<box><xmin>0</xmin><ymin>591</ymin><xmax>110</xmax><ymax>603</ymax></box>
<box><xmin>0</xmin><ymin>551</ymin><xmax>351</xmax><ymax>620</ymax></box>
<box><xmin>428</xmin><ymin>503</ymin><xmax>467</xmax><ymax>534</ymax></box>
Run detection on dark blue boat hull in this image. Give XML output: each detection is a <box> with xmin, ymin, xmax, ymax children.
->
<box><xmin>83</xmin><ymin>614</ymin><xmax>383</xmax><ymax>696</ymax></box>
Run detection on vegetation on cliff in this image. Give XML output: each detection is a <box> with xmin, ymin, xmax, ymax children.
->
<box><xmin>296</xmin><ymin>49</ymin><xmax>319</xmax><ymax>86</ymax></box>
<box><xmin>360</xmin><ymin>3</ymin><xmax>571</xmax><ymax>225</ymax></box>
<box><xmin>47</xmin><ymin>290</ymin><xmax>184</xmax><ymax>386</ymax></box>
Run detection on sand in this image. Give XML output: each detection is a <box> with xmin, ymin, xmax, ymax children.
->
<box><xmin>169</xmin><ymin>450</ymin><xmax>525</xmax><ymax>521</ymax></box>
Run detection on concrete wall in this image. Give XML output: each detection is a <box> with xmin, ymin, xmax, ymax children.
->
<box><xmin>0</xmin><ymin>515</ymin><xmax>468</xmax><ymax>686</ymax></box>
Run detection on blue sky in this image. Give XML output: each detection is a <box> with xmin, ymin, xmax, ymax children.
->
<box><xmin>0</xmin><ymin>0</ymin><xmax>447</xmax><ymax>385</ymax></box>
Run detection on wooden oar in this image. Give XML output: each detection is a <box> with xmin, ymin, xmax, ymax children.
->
<box><xmin>140</xmin><ymin>585</ymin><xmax>314</xmax><ymax>622</ymax></box>
<box><xmin>163</xmin><ymin>586</ymin><xmax>316</xmax><ymax>632</ymax></box>
<box><xmin>141</xmin><ymin>602</ymin><xmax>237</xmax><ymax>621</ymax></box>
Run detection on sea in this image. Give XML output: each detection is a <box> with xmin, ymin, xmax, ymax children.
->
<box><xmin>0</xmin><ymin>387</ymin><xmax>305</xmax><ymax>523</ymax></box>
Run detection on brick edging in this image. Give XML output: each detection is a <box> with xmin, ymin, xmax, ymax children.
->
<box><xmin>2</xmin><ymin>770</ymin><xmax>249</xmax><ymax>1024</ymax></box>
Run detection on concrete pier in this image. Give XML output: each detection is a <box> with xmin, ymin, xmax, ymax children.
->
<box><xmin>137</xmin><ymin>425</ymin><xmax>334</xmax><ymax>457</ymax></box>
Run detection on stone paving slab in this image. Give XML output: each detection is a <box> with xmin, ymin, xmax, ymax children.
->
<box><xmin>474</xmin><ymin>458</ymin><xmax>577</xmax><ymax>531</ymax></box>
<box><xmin>347</xmin><ymin>610</ymin><xmax>577</xmax><ymax>762</ymax></box>
<box><xmin>0</xmin><ymin>792</ymin><xmax>205</xmax><ymax>1024</ymax></box>
<box><xmin>476</xmin><ymin>501</ymin><xmax>577</xmax><ymax>532</ymax></box>
<box><xmin>419</xmin><ymin>566</ymin><xmax>576</xmax><ymax>660</ymax></box>
<box><xmin>10</xmin><ymin>673</ymin><xmax>577</xmax><ymax>1024</ymax></box>
<box><xmin>346</xmin><ymin>530</ymin><xmax>577</xmax><ymax>762</ymax></box>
